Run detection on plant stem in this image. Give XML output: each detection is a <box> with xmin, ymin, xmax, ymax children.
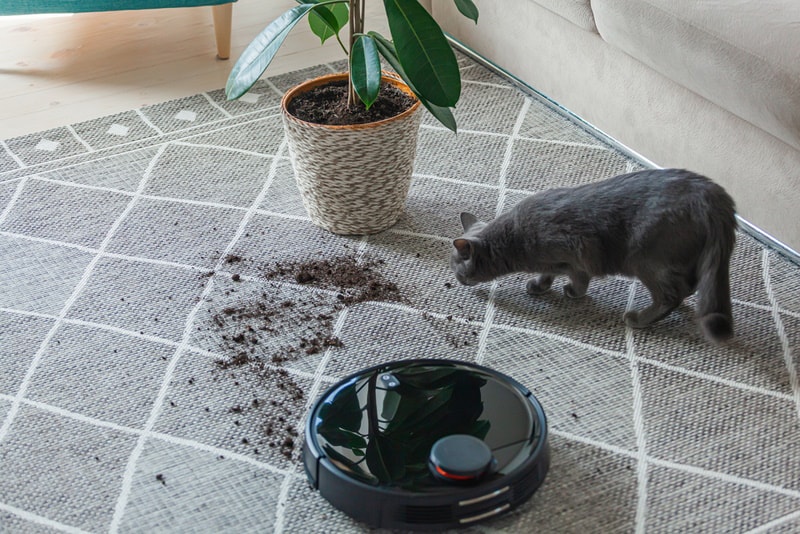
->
<box><xmin>334</xmin><ymin>32</ymin><xmax>348</xmax><ymax>56</ymax></box>
<box><xmin>347</xmin><ymin>0</ymin><xmax>363</xmax><ymax>108</ymax></box>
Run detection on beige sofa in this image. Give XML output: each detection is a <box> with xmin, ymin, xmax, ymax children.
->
<box><xmin>432</xmin><ymin>0</ymin><xmax>800</xmax><ymax>258</ymax></box>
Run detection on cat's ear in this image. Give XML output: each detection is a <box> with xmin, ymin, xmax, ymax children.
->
<box><xmin>453</xmin><ymin>238</ymin><xmax>473</xmax><ymax>260</ymax></box>
<box><xmin>460</xmin><ymin>212</ymin><xmax>479</xmax><ymax>231</ymax></box>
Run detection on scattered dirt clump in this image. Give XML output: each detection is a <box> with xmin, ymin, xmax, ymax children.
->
<box><xmin>263</xmin><ymin>254</ymin><xmax>403</xmax><ymax>306</ymax></box>
<box><xmin>212</xmin><ymin>352</ymin><xmax>305</xmax><ymax>460</ymax></box>
<box><xmin>421</xmin><ymin>311</ymin><xmax>479</xmax><ymax>349</ymax></box>
<box><xmin>210</xmin><ymin>291</ymin><xmax>342</xmax><ymax>365</ymax></box>
<box><xmin>207</xmin><ymin>253</ymin><xmax>403</xmax><ymax>461</ymax></box>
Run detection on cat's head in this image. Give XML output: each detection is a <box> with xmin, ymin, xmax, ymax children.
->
<box><xmin>451</xmin><ymin>212</ymin><xmax>491</xmax><ymax>286</ymax></box>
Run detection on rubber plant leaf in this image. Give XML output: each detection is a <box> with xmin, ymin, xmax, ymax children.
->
<box><xmin>382</xmin><ymin>0</ymin><xmax>460</xmax><ymax>108</ymax></box>
<box><xmin>322</xmin><ymin>444</ymin><xmax>377</xmax><ymax>484</ymax></box>
<box><xmin>319</xmin><ymin>427</ymin><xmax>368</xmax><ymax>450</ymax></box>
<box><xmin>366</xmin><ymin>434</ymin><xmax>407</xmax><ymax>483</ymax></box>
<box><xmin>226</xmin><ymin>2</ymin><xmax>333</xmax><ymax>100</ymax></box>
<box><xmin>350</xmin><ymin>35</ymin><xmax>382</xmax><ymax>109</ymax></box>
<box><xmin>316</xmin><ymin>382</ymin><xmax>363</xmax><ymax>433</ymax></box>
<box><xmin>369</xmin><ymin>31</ymin><xmax>458</xmax><ymax>132</ymax></box>
<box><xmin>454</xmin><ymin>0</ymin><xmax>479</xmax><ymax>23</ymax></box>
<box><xmin>385</xmin><ymin>386</ymin><xmax>454</xmax><ymax>435</ymax></box>
<box><xmin>308</xmin><ymin>2</ymin><xmax>349</xmax><ymax>45</ymax></box>
<box><xmin>394</xmin><ymin>366</ymin><xmax>459</xmax><ymax>388</ymax></box>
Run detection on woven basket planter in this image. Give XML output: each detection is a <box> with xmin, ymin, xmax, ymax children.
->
<box><xmin>281</xmin><ymin>72</ymin><xmax>423</xmax><ymax>235</ymax></box>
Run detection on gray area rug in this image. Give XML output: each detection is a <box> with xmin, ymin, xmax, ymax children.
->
<box><xmin>2</xmin><ymin>53</ymin><xmax>800</xmax><ymax>533</ymax></box>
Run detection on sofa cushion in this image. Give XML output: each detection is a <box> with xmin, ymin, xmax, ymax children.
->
<box><xmin>591</xmin><ymin>0</ymin><xmax>800</xmax><ymax>151</ymax></box>
<box><xmin>0</xmin><ymin>0</ymin><xmax>233</xmax><ymax>14</ymax></box>
<box><xmin>529</xmin><ymin>0</ymin><xmax>596</xmax><ymax>32</ymax></box>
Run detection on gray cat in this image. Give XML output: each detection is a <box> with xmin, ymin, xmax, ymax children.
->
<box><xmin>450</xmin><ymin>169</ymin><xmax>737</xmax><ymax>343</ymax></box>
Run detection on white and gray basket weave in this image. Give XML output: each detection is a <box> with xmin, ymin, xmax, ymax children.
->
<box><xmin>281</xmin><ymin>73</ymin><xmax>423</xmax><ymax>235</ymax></box>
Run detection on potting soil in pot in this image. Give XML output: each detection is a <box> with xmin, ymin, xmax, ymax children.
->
<box><xmin>287</xmin><ymin>80</ymin><xmax>415</xmax><ymax>125</ymax></box>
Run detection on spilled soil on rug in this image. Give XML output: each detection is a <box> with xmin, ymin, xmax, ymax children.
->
<box><xmin>262</xmin><ymin>255</ymin><xmax>402</xmax><ymax>306</ymax></box>
<box><xmin>205</xmin><ymin>253</ymin><xmax>403</xmax><ymax>460</ymax></box>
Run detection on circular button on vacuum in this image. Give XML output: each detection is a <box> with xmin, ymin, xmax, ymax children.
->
<box><xmin>429</xmin><ymin>434</ymin><xmax>494</xmax><ymax>482</ymax></box>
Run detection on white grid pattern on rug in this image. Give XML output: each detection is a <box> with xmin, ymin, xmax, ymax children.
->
<box><xmin>1</xmin><ymin>55</ymin><xmax>800</xmax><ymax>533</ymax></box>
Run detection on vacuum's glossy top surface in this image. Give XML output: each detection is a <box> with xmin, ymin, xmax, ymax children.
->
<box><xmin>308</xmin><ymin>360</ymin><xmax>546</xmax><ymax>492</ymax></box>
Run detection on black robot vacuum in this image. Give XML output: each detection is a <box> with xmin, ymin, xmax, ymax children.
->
<box><xmin>303</xmin><ymin>359</ymin><xmax>550</xmax><ymax>530</ymax></box>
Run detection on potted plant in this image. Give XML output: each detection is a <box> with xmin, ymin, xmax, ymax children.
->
<box><xmin>225</xmin><ymin>0</ymin><xmax>478</xmax><ymax>235</ymax></box>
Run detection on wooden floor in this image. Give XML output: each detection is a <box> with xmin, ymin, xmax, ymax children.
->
<box><xmin>0</xmin><ymin>0</ymin><xmax>389</xmax><ymax>139</ymax></box>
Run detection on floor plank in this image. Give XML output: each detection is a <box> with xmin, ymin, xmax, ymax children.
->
<box><xmin>0</xmin><ymin>0</ymin><xmax>388</xmax><ymax>138</ymax></box>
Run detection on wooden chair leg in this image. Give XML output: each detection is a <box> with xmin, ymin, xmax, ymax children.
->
<box><xmin>211</xmin><ymin>3</ymin><xmax>233</xmax><ymax>60</ymax></box>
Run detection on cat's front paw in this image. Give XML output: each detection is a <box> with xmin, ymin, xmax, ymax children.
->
<box><xmin>563</xmin><ymin>283</ymin><xmax>587</xmax><ymax>299</ymax></box>
<box><xmin>623</xmin><ymin>311</ymin><xmax>646</xmax><ymax>329</ymax></box>
<box><xmin>526</xmin><ymin>276</ymin><xmax>552</xmax><ymax>296</ymax></box>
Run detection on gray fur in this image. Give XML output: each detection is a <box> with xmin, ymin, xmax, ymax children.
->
<box><xmin>450</xmin><ymin>169</ymin><xmax>737</xmax><ymax>343</ymax></box>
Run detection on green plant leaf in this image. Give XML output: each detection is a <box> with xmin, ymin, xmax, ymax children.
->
<box><xmin>323</xmin><ymin>444</ymin><xmax>376</xmax><ymax>484</ymax></box>
<box><xmin>316</xmin><ymin>382</ymin><xmax>364</xmax><ymax>433</ymax></box>
<box><xmin>309</xmin><ymin>3</ymin><xmax>348</xmax><ymax>44</ymax></box>
<box><xmin>350</xmin><ymin>35</ymin><xmax>381</xmax><ymax>109</ymax></box>
<box><xmin>369</xmin><ymin>31</ymin><xmax>458</xmax><ymax>132</ymax></box>
<box><xmin>382</xmin><ymin>0</ymin><xmax>460</xmax><ymax>108</ymax></box>
<box><xmin>226</xmin><ymin>3</ymin><xmax>335</xmax><ymax>100</ymax></box>
<box><xmin>319</xmin><ymin>427</ymin><xmax>367</xmax><ymax>449</ymax></box>
<box><xmin>385</xmin><ymin>387</ymin><xmax>454</xmax><ymax>435</ymax></box>
<box><xmin>454</xmin><ymin>0</ymin><xmax>479</xmax><ymax>23</ymax></box>
<box><xmin>366</xmin><ymin>434</ymin><xmax>406</xmax><ymax>482</ymax></box>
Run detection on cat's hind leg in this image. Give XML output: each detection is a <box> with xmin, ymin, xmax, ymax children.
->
<box><xmin>623</xmin><ymin>274</ymin><xmax>689</xmax><ymax>328</ymax></box>
<box><xmin>623</xmin><ymin>297</ymin><xmax>679</xmax><ymax>328</ymax></box>
<box><xmin>564</xmin><ymin>271</ymin><xmax>591</xmax><ymax>299</ymax></box>
<box><xmin>526</xmin><ymin>274</ymin><xmax>554</xmax><ymax>296</ymax></box>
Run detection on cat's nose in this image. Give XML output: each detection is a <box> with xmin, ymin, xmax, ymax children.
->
<box><xmin>455</xmin><ymin>274</ymin><xmax>476</xmax><ymax>286</ymax></box>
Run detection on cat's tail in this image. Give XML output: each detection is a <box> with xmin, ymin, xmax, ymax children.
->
<box><xmin>695</xmin><ymin>193</ymin><xmax>736</xmax><ymax>343</ymax></box>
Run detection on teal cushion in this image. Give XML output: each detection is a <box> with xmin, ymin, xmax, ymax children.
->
<box><xmin>1</xmin><ymin>0</ymin><xmax>235</xmax><ymax>15</ymax></box>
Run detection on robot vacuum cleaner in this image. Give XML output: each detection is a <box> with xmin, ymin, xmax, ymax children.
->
<box><xmin>303</xmin><ymin>359</ymin><xmax>550</xmax><ymax>530</ymax></box>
